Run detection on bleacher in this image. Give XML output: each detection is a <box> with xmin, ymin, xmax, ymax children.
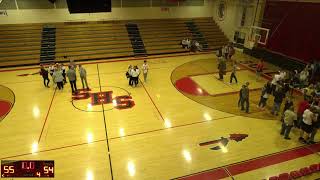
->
<box><xmin>194</xmin><ymin>18</ymin><xmax>229</xmax><ymax>49</ymax></box>
<box><xmin>54</xmin><ymin>21</ymin><xmax>133</xmax><ymax>62</ymax></box>
<box><xmin>0</xmin><ymin>18</ymin><xmax>229</xmax><ymax>67</ymax></box>
<box><xmin>135</xmin><ymin>17</ymin><xmax>228</xmax><ymax>55</ymax></box>
<box><xmin>134</xmin><ymin>19</ymin><xmax>191</xmax><ymax>55</ymax></box>
<box><xmin>0</xmin><ymin>24</ymin><xmax>42</xmax><ymax>67</ymax></box>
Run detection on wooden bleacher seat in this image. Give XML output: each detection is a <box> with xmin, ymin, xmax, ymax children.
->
<box><xmin>193</xmin><ymin>18</ymin><xmax>229</xmax><ymax>49</ymax></box>
<box><xmin>0</xmin><ymin>60</ymin><xmax>39</xmax><ymax>67</ymax></box>
<box><xmin>0</xmin><ymin>17</ymin><xmax>228</xmax><ymax>67</ymax></box>
<box><xmin>0</xmin><ymin>46</ymin><xmax>40</xmax><ymax>52</ymax></box>
<box><xmin>1</xmin><ymin>54</ymin><xmax>39</xmax><ymax>61</ymax></box>
<box><xmin>56</xmin><ymin>42</ymin><xmax>130</xmax><ymax>49</ymax></box>
<box><xmin>54</xmin><ymin>22</ymin><xmax>133</xmax><ymax>61</ymax></box>
<box><xmin>0</xmin><ymin>50</ymin><xmax>39</xmax><ymax>56</ymax></box>
<box><xmin>136</xmin><ymin>17</ymin><xmax>228</xmax><ymax>54</ymax></box>
<box><xmin>147</xmin><ymin>49</ymin><xmax>188</xmax><ymax>55</ymax></box>
<box><xmin>56</xmin><ymin>52</ymin><xmax>134</xmax><ymax>61</ymax></box>
<box><xmin>0</xmin><ymin>24</ymin><xmax>41</xmax><ymax>67</ymax></box>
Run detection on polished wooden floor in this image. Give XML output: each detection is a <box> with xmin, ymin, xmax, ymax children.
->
<box><xmin>0</xmin><ymin>52</ymin><xmax>319</xmax><ymax>180</ymax></box>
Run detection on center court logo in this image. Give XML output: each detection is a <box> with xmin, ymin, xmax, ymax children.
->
<box><xmin>72</xmin><ymin>87</ymin><xmax>135</xmax><ymax>111</ymax></box>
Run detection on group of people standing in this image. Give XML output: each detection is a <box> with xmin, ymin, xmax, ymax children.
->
<box><xmin>215</xmin><ymin>44</ymin><xmax>320</xmax><ymax>144</ymax></box>
<box><xmin>217</xmin><ymin>43</ymin><xmax>236</xmax><ymax>81</ymax></box>
<box><xmin>126</xmin><ymin>60</ymin><xmax>149</xmax><ymax>87</ymax></box>
<box><xmin>254</xmin><ymin>62</ymin><xmax>320</xmax><ymax>143</ymax></box>
<box><xmin>40</xmin><ymin>60</ymin><xmax>89</xmax><ymax>94</ymax></box>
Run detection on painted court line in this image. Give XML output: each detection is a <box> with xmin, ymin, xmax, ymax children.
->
<box><xmin>109</xmin><ymin>115</ymin><xmax>235</xmax><ymax>140</ymax></box>
<box><xmin>0</xmin><ymin>66</ymin><xmax>172</xmax><ymax>86</ymax></box>
<box><xmin>175</xmin><ymin>143</ymin><xmax>320</xmax><ymax>180</ymax></box>
<box><xmin>97</xmin><ymin>64</ymin><xmax>115</xmax><ymax>180</ymax></box>
<box><xmin>175</xmin><ymin>77</ymin><xmax>210</xmax><ymax>96</ymax></box>
<box><xmin>188</xmin><ymin>69</ymin><xmax>247</xmax><ymax>78</ymax></box>
<box><xmin>139</xmin><ymin>79</ymin><xmax>165</xmax><ymax>122</ymax></box>
<box><xmin>237</xmin><ymin>63</ymin><xmax>272</xmax><ymax>81</ymax></box>
<box><xmin>0</xmin><ymin>115</ymin><xmax>236</xmax><ymax>160</ymax></box>
<box><xmin>210</xmin><ymin>87</ymin><xmax>262</xmax><ymax>97</ymax></box>
<box><xmin>38</xmin><ymin>88</ymin><xmax>57</xmax><ymax>143</ymax></box>
<box><xmin>0</xmin><ymin>139</ymin><xmax>106</xmax><ymax>160</ymax></box>
<box><xmin>178</xmin><ymin>168</ymin><xmax>229</xmax><ymax>180</ymax></box>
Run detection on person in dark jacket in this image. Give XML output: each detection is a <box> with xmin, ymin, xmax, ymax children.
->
<box><xmin>229</xmin><ymin>62</ymin><xmax>238</xmax><ymax>84</ymax></box>
<box><xmin>271</xmin><ymin>85</ymin><xmax>286</xmax><ymax>116</ymax></box>
<box><xmin>240</xmin><ymin>82</ymin><xmax>250</xmax><ymax>113</ymax></box>
<box><xmin>40</xmin><ymin>65</ymin><xmax>50</xmax><ymax>88</ymax></box>
<box><xmin>238</xmin><ymin>85</ymin><xmax>244</xmax><ymax>108</ymax></box>
<box><xmin>258</xmin><ymin>82</ymin><xmax>271</xmax><ymax>109</ymax></box>
<box><xmin>61</xmin><ymin>64</ymin><xmax>67</xmax><ymax>84</ymax></box>
<box><xmin>217</xmin><ymin>55</ymin><xmax>226</xmax><ymax>80</ymax></box>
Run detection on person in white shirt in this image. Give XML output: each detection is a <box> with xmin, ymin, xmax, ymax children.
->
<box><xmin>299</xmin><ymin>68</ymin><xmax>309</xmax><ymax>87</ymax></box>
<box><xmin>48</xmin><ymin>64</ymin><xmax>55</xmax><ymax>77</ymax></box>
<box><xmin>222</xmin><ymin>45</ymin><xmax>229</xmax><ymax>59</ymax></box>
<box><xmin>281</xmin><ymin>106</ymin><xmax>297</xmax><ymax>140</ymax></box>
<box><xmin>194</xmin><ymin>41</ymin><xmax>202</xmax><ymax>51</ymax></box>
<box><xmin>130</xmin><ymin>66</ymin><xmax>140</xmax><ymax>87</ymax></box>
<box><xmin>299</xmin><ymin>108</ymin><xmax>316</xmax><ymax>143</ymax></box>
<box><xmin>191</xmin><ymin>40</ymin><xmax>202</xmax><ymax>52</ymax></box>
<box><xmin>271</xmin><ymin>72</ymin><xmax>281</xmax><ymax>94</ymax></box>
<box><xmin>279</xmin><ymin>71</ymin><xmax>286</xmax><ymax>80</ymax></box>
<box><xmin>181</xmin><ymin>38</ymin><xmax>191</xmax><ymax>49</ymax></box>
<box><xmin>186</xmin><ymin>38</ymin><xmax>191</xmax><ymax>49</ymax></box>
<box><xmin>142</xmin><ymin>60</ymin><xmax>149</xmax><ymax>83</ymax></box>
<box><xmin>181</xmin><ymin>39</ymin><xmax>188</xmax><ymax>49</ymax></box>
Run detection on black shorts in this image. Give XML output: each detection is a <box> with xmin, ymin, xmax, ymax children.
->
<box><xmin>301</xmin><ymin>121</ymin><xmax>312</xmax><ymax>134</ymax></box>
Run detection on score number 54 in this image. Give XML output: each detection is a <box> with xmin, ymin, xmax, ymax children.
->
<box><xmin>36</xmin><ymin>166</ymin><xmax>54</xmax><ymax>177</ymax></box>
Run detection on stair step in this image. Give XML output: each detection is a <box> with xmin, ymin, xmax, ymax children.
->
<box><xmin>41</xmin><ymin>40</ymin><xmax>56</xmax><ymax>43</ymax></box>
<box><xmin>185</xmin><ymin>22</ymin><xmax>209</xmax><ymax>49</ymax></box>
<box><xmin>42</xmin><ymin>35</ymin><xmax>56</xmax><ymax>38</ymax></box>
<box><xmin>41</xmin><ymin>52</ymin><xmax>55</xmax><ymax>56</ymax></box>
<box><xmin>41</xmin><ymin>47</ymin><xmax>55</xmax><ymax>50</ymax></box>
<box><xmin>41</xmin><ymin>27</ymin><xmax>56</xmax><ymax>64</ymax></box>
<box><xmin>126</xmin><ymin>23</ymin><xmax>147</xmax><ymax>55</ymax></box>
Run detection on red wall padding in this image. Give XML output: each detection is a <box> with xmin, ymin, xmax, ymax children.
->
<box><xmin>262</xmin><ymin>0</ymin><xmax>320</xmax><ymax>63</ymax></box>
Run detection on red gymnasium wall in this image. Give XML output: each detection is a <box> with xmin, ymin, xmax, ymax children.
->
<box><xmin>261</xmin><ymin>0</ymin><xmax>320</xmax><ymax>63</ymax></box>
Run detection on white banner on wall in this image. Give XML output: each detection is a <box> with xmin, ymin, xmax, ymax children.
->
<box><xmin>0</xmin><ymin>10</ymin><xmax>8</xmax><ymax>16</ymax></box>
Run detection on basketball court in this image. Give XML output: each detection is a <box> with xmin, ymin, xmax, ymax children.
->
<box><xmin>1</xmin><ymin>52</ymin><xmax>319</xmax><ymax>180</ymax></box>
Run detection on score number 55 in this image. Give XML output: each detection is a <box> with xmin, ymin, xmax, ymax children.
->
<box><xmin>3</xmin><ymin>166</ymin><xmax>14</xmax><ymax>173</ymax></box>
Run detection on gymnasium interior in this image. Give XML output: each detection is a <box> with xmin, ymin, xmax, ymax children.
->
<box><xmin>0</xmin><ymin>0</ymin><xmax>320</xmax><ymax>179</ymax></box>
